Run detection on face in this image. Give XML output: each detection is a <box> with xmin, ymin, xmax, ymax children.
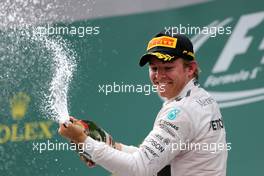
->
<box><xmin>149</xmin><ymin>57</ymin><xmax>196</xmax><ymax>99</ymax></box>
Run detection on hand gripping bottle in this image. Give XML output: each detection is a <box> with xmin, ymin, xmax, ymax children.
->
<box><xmin>68</xmin><ymin>118</ymin><xmax>115</xmax><ymax>167</ymax></box>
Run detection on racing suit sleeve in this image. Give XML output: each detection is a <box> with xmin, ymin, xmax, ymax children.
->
<box><xmin>120</xmin><ymin>144</ymin><xmax>139</xmax><ymax>153</ymax></box>
<box><xmin>83</xmin><ymin>106</ymin><xmax>193</xmax><ymax>176</ymax></box>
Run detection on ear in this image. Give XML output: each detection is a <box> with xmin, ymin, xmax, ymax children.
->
<box><xmin>188</xmin><ymin>61</ymin><xmax>197</xmax><ymax>77</ymax></box>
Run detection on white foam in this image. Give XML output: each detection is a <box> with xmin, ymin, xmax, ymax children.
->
<box><xmin>32</xmin><ymin>32</ymin><xmax>76</xmax><ymax>123</ymax></box>
<box><xmin>0</xmin><ymin>0</ymin><xmax>77</xmax><ymax>123</ymax></box>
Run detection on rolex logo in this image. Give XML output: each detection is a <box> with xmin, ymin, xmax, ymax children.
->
<box><xmin>10</xmin><ymin>92</ymin><xmax>30</xmax><ymax>120</ymax></box>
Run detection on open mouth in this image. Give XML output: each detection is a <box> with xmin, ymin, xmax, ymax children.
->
<box><xmin>155</xmin><ymin>81</ymin><xmax>173</xmax><ymax>86</ymax></box>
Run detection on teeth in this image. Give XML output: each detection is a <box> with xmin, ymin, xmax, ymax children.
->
<box><xmin>154</xmin><ymin>81</ymin><xmax>171</xmax><ymax>86</ymax></box>
<box><xmin>159</xmin><ymin>82</ymin><xmax>169</xmax><ymax>85</ymax></box>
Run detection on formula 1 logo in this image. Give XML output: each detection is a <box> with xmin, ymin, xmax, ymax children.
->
<box><xmin>192</xmin><ymin>11</ymin><xmax>264</xmax><ymax>108</ymax></box>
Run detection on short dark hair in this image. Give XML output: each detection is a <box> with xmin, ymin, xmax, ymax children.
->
<box><xmin>182</xmin><ymin>59</ymin><xmax>200</xmax><ymax>80</ymax></box>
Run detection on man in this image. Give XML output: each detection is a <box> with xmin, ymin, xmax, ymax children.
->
<box><xmin>59</xmin><ymin>31</ymin><xmax>228</xmax><ymax>176</ymax></box>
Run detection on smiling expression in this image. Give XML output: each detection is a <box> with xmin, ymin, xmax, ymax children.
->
<box><xmin>149</xmin><ymin>57</ymin><xmax>196</xmax><ymax>99</ymax></box>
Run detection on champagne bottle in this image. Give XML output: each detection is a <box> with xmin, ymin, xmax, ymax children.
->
<box><xmin>70</xmin><ymin>118</ymin><xmax>115</xmax><ymax>167</ymax></box>
<box><xmin>81</xmin><ymin>119</ymin><xmax>115</xmax><ymax>147</ymax></box>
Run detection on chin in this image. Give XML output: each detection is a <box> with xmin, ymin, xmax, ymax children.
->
<box><xmin>157</xmin><ymin>92</ymin><xmax>170</xmax><ymax>101</ymax></box>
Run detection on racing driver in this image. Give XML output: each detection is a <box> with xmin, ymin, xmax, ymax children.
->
<box><xmin>59</xmin><ymin>31</ymin><xmax>228</xmax><ymax>176</ymax></box>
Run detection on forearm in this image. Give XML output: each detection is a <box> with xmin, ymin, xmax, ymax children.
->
<box><xmin>83</xmin><ymin>137</ymin><xmax>146</xmax><ymax>176</ymax></box>
<box><xmin>82</xmin><ymin>127</ymin><xmax>183</xmax><ymax>176</ymax></box>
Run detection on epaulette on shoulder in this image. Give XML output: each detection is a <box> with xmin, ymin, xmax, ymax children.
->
<box><xmin>175</xmin><ymin>90</ymin><xmax>192</xmax><ymax>102</ymax></box>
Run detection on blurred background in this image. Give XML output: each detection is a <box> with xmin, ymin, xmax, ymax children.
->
<box><xmin>0</xmin><ymin>0</ymin><xmax>263</xmax><ymax>175</ymax></box>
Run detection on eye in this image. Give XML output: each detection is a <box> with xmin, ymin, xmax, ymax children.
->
<box><xmin>150</xmin><ymin>66</ymin><xmax>158</xmax><ymax>72</ymax></box>
<box><xmin>164</xmin><ymin>67</ymin><xmax>173</xmax><ymax>71</ymax></box>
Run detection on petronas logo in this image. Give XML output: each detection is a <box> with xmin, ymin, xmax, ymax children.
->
<box><xmin>10</xmin><ymin>92</ymin><xmax>30</xmax><ymax>120</ymax></box>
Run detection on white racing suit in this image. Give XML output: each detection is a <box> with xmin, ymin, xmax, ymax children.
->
<box><xmin>83</xmin><ymin>79</ymin><xmax>228</xmax><ymax>176</ymax></box>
